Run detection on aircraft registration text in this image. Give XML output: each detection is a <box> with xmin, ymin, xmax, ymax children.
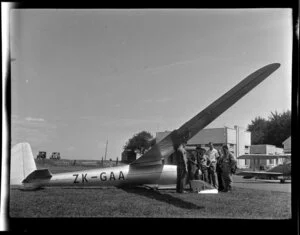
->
<box><xmin>73</xmin><ymin>171</ymin><xmax>125</xmax><ymax>184</ymax></box>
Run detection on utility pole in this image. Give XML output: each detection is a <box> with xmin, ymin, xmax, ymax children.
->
<box><xmin>104</xmin><ymin>140</ymin><xmax>108</xmax><ymax>161</ymax></box>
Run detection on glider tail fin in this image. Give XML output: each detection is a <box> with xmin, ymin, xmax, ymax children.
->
<box><xmin>10</xmin><ymin>143</ymin><xmax>37</xmax><ymax>186</ymax></box>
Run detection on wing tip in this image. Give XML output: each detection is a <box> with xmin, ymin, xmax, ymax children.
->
<box><xmin>267</xmin><ymin>62</ymin><xmax>281</xmax><ymax>71</ymax></box>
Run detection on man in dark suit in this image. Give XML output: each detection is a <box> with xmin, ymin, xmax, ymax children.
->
<box><xmin>174</xmin><ymin>143</ymin><xmax>188</xmax><ymax>193</ymax></box>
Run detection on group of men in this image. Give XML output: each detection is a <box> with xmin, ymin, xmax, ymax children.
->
<box><xmin>174</xmin><ymin>142</ymin><xmax>237</xmax><ymax>193</ymax></box>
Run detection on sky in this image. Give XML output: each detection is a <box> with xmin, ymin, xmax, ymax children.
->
<box><xmin>10</xmin><ymin>9</ymin><xmax>292</xmax><ymax>160</ymax></box>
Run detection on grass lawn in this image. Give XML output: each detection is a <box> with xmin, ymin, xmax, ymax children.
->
<box><xmin>10</xmin><ymin>186</ymin><xmax>291</xmax><ymax>219</ymax></box>
<box><xmin>9</xmin><ymin>161</ymin><xmax>291</xmax><ymax>219</ymax></box>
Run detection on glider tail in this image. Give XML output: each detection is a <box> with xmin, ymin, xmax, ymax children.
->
<box><xmin>10</xmin><ymin>143</ymin><xmax>37</xmax><ymax>186</ymax></box>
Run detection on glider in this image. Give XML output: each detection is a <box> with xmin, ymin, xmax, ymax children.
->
<box><xmin>10</xmin><ymin>63</ymin><xmax>281</xmax><ymax>190</ymax></box>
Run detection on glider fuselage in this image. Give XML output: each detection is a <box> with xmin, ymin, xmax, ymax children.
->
<box><xmin>23</xmin><ymin>164</ymin><xmax>177</xmax><ymax>189</ymax></box>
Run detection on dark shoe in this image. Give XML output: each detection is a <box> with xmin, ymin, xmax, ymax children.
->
<box><xmin>177</xmin><ymin>190</ymin><xmax>187</xmax><ymax>193</ymax></box>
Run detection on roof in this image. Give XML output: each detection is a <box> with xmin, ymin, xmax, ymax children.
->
<box><xmin>282</xmin><ymin>136</ymin><xmax>291</xmax><ymax>145</ymax></box>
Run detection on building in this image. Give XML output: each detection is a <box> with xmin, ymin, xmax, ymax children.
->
<box><xmin>156</xmin><ymin>125</ymin><xmax>251</xmax><ymax>168</ymax></box>
<box><xmin>283</xmin><ymin>136</ymin><xmax>291</xmax><ymax>154</ymax></box>
<box><xmin>121</xmin><ymin>149</ymin><xmax>143</xmax><ymax>164</ymax></box>
<box><xmin>250</xmin><ymin>144</ymin><xmax>283</xmax><ymax>155</ymax></box>
<box><xmin>249</xmin><ymin>144</ymin><xmax>284</xmax><ymax>169</ymax></box>
<box><xmin>121</xmin><ymin>149</ymin><xmax>136</xmax><ymax>163</ymax></box>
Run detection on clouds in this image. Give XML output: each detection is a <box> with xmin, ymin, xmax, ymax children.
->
<box><xmin>11</xmin><ymin>115</ymin><xmax>57</xmax><ymax>154</ymax></box>
<box><xmin>96</xmin><ymin>140</ymin><xmax>107</xmax><ymax>149</ymax></box>
<box><xmin>66</xmin><ymin>146</ymin><xmax>75</xmax><ymax>152</ymax></box>
<box><xmin>25</xmin><ymin>116</ymin><xmax>45</xmax><ymax>122</ymax></box>
<box><xmin>113</xmin><ymin>104</ymin><xmax>121</xmax><ymax>108</ymax></box>
<box><xmin>140</xmin><ymin>97</ymin><xmax>173</xmax><ymax>104</ymax></box>
<box><xmin>79</xmin><ymin>116</ymin><xmax>96</xmax><ymax>121</ymax></box>
<box><xmin>78</xmin><ymin>115</ymin><xmax>163</xmax><ymax>128</ymax></box>
<box><xmin>143</xmin><ymin>57</ymin><xmax>203</xmax><ymax>73</ymax></box>
<box><xmin>112</xmin><ymin>117</ymin><xmax>162</xmax><ymax>127</ymax></box>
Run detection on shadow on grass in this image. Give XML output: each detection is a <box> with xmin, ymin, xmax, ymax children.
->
<box><xmin>234</xmin><ymin>180</ymin><xmax>291</xmax><ymax>184</ymax></box>
<box><xmin>121</xmin><ymin>187</ymin><xmax>204</xmax><ymax>210</ymax></box>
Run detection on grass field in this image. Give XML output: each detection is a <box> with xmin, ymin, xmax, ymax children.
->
<box><xmin>9</xmin><ymin>161</ymin><xmax>291</xmax><ymax>219</ymax></box>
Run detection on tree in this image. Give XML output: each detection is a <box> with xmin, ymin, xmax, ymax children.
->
<box><xmin>123</xmin><ymin>131</ymin><xmax>156</xmax><ymax>154</ymax></box>
<box><xmin>264</xmin><ymin>110</ymin><xmax>291</xmax><ymax>147</ymax></box>
<box><xmin>247</xmin><ymin>116</ymin><xmax>268</xmax><ymax>145</ymax></box>
<box><xmin>247</xmin><ymin>110</ymin><xmax>291</xmax><ymax>147</ymax></box>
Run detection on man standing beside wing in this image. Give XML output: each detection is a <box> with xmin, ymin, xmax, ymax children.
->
<box><xmin>219</xmin><ymin>145</ymin><xmax>237</xmax><ymax>192</ymax></box>
<box><xmin>174</xmin><ymin>143</ymin><xmax>188</xmax><ymax>193</ymax></box>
